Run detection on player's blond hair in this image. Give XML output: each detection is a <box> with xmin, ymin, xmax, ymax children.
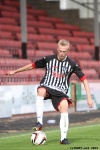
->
<box><xmin>58</xmin><ymin>39</ymin><xmax>70</xmax><ymax>47</ymax></box>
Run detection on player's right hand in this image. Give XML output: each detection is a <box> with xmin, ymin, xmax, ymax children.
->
<box><xmin>5</xmin><ymin>71</ymin><xmax>16</xmax><ymax>75</ymax></box>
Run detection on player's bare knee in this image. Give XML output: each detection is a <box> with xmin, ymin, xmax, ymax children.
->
<box><xmin>59</xmin><ymin>106</ymin><xmax>68</xmax><ymax>113</ymax></box>
<box><xmin>37</xmin><ymin>88</ymin><xmax>46</xmax><ymax>97</ymax></box>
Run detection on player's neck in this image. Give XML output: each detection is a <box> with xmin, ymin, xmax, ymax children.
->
<box><xmin>57</xmin><ymin>55</ymin><xmax>67</xmax><ymax>61</ymax></box>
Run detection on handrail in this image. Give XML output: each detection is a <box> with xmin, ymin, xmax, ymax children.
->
<box><xmin>70</xmin><ymin>0</ymin><xmax>100</xmax><ymax>13</ymax></box>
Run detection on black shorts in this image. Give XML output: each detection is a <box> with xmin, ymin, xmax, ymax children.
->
<box><xmin>38</xmin><ymin>86</ymin><xmax>72</xmax><ymax>111</ymax></box>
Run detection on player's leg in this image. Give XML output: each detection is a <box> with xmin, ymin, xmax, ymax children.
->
<box><xmin>33</xmin><ymin>87</ymin><xmax>46</xmax><ymax>131</ymax></box>
<box><xmin>58</xmin><ymin>99</ymin><xmax>70</xmax><ymax>144</ymax></box>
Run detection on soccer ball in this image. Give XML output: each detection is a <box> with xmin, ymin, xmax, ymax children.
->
<box><xmin>31</xmin><ymin>131</ymin><xmax>47</xmax><ymax>145</ymax></box>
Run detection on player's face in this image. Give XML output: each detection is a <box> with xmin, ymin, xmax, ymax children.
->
<box><xmin>57</xmin><ymin>45</ymin><xmax>70</xmax><ymax>61</ymax></box>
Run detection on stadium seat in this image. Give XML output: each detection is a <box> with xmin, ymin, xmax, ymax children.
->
<box><xmin>0</xmin><ymin>24</ymin><xmax>21</xmax><ymax>32</ymax></box>
<box><xmin>82</xmin><ymin>69</ymin><xmax>99</xmax><ymax>79</ymax></box>
<box><xmin>38</xmin><ymin>16</ymin><xmax>64</xmax><ymax>23</ymax></box>
<box><xmin>27</xmin><ymin>27</ymin><xmax>37</xmax><ymax>34</ymax></box>
<box><xmin>67</xmin><ymin>52</ymin><xmax>92</xmax><ymax>61</ymax></box>
<box><xmin>1</xmin><ymin>11</ymin><xmax>35</xmax><ymax>20</ymax></box>
<box><xmin>0</xmin><ymin>40</ymin><xmax>21</xmax><ymax>49</ymax></box>
<box><xmin>37</xmin><ymin>42</ymin><xmax>57</xmax><ymax>51</ymax></box>
<box><xmin>0</xmin><ymin>0</ymin><xmax>99</xmax><ymax>83</ymax></box>
<box><xmin>72</xmin><ymin>31</ymin><xmax>94</xmax><ymax>38</ymax></box>
<box><xmin>0</xmin><ymin>31</ymin><xmax>14</xmax><ymax>40</ymax></box>
<box><xmin>1</xmin><ymin>11</ymin><xmax>20</xmax><ymax>18</ymax></box>
<box><xmin>0</xmin><ymin>59</ymin><xmax>31</xmax><ymax>70</ymax></box>
<box><xmin>4</xmin><ymin>0</ymin><xmax>20</xmax><ymax>6</ymax></box>
<box><xmin>0</xmin><ymin>69</ymin><xmax>45</xmax><ymax>84</ymax></box>
<box><xmin>16</xmin><ymin>33</ymin><xmax>56</xmax><ymax>42</ymax></box>
<box><xmin>55</xmin><ymin>23</ymin><xmax>80</xmax><ymax>31</ymax></box>
<box><xmin>4</xmin><ymin>0</ymin><xmax>31</xmax><ymax>8</ymax></box>
<box><xmin>0</xmin><ymin>49</ymin><xmax>12</xmax><ymax>58</ymax></box>
<box><xmin>0</xmin><ymin>4</ymin><xmax>18</xmax><ymax>12</ymax></box>
<box><xmin>28</xmin><ymin>34</ymin><xmax>56</xmax><ymax>42</ymax></box>
<box><xmin>0</xmin><ymin>17</ymin><xmax>17</xmax><ymax>25</ymax></box>
<box><xmin>27</xmin><ymin>8</ymin><xmax>47</xmax><ymax>16</ymax></box>
<box><xmin>27</xmin><ymin>20</ymin><xmax>54</xmax><ymax>28</ymax></box>
<box><xmin>70</xmin><ymin>73</ymin><xmax>79</xmax><ymax>81</ymax></box>
<box><xmin>76</xmin><ymin>44</ymin><xmax>95</xmax><ymax>55</ymax></box>
<box><xmin>78</xmin><ymin>60</ymin><xmax>100</xmax><ymax>70</ymax></box>
<box><xmin>0</xmin><ymin>24</ymin><xmax>37</xmax><ymax>34</ymax></box>
<box><xmin>38</xmin><ymin>28</ymin><xmax>71</xmax><ymax>36</ymax></box>
<box><xmin>57</xmin><ymin>36</ymin><xmax>89</xmax><ymax>44</ymax></box>
<box><xmin>27</xmin><ymin>43</ymin><xmax>36</xmax><ymax>49</ymax></box>
<box><xmin>27</xmin><ymin>50</ymin><xmax>54</xmax><ymax>61</ymax></box>
<box><xmin>89</xmin><ymin>38</ymin><xmax>100</xmax><ymax>44</ymax></box>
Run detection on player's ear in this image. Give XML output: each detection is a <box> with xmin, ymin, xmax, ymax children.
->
<box><xmin>67</xmin><ymin>48</ymin><xmax>70</xmax><ymax>53</ymax></box>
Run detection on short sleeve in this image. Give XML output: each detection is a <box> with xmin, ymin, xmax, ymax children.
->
<box><xmin>73</xmin><ymin>64</ymin><xmax>86</xmax><ymax>81</ymax></box>
<box><xmin>34</xmin><ymin>57</ymin><xmax>46</xmax><ymax>68</ymax></box>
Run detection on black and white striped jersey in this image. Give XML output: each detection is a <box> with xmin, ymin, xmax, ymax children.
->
<box><xmin>34</xmin><ymin>54</ymin><xmax>86</xmax><ymax>95</ymax></box>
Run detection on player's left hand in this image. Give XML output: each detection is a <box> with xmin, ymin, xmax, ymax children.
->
<box><xmin>87</xmin><ymin>99</ymin><xmax>94</xmax><ymax>108</ymax></box>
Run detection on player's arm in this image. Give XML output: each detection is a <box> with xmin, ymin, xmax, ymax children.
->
<box><xmin>73</xmin><ymin>64</ymin><xmax>94</xmax><ymax>108</ymax></box>
<box><xmin>6</xmin><ymin>57</ymin><xmax>46</xmax><ymax>75</ymax></box>
<box><xmin>6</xmin><ymin>63</ymin><xmax>35</xmax><ymax>75</ymax></box>
<box><xmin>82</xmin><ymin>79</ymin><xmax>94</xmax><ymax>108</ymax></box>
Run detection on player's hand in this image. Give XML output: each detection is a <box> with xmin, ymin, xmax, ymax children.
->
<box><xmin>87</xmin><ymin>99</ymin><xmax>94</xmax><ymax>108</ymax></box>
<box><xmin>5</xmin><ymin>71</ymin><xmax>16</xmax><ymax>75</ymax></box>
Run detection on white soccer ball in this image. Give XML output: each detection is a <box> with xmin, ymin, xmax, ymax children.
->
<box><xmin>31</xmin><ymin>131</ymin><xmax>47</xmax><ymax>145</ymax></box>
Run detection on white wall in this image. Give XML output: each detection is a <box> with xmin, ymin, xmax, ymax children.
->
<box><xmin>45</xmin><ymin>0</ymin><xmax>100</xmax><ymax>21</ymax></box>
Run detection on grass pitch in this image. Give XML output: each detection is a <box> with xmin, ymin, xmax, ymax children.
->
<box><xmin>0</xmin><ymin>123</ymin><xmax>100</xmax><ymax>150</ymax></box>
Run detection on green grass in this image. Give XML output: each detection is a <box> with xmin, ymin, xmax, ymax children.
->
<box><xmin>0</xmin><ymin>124</ymin><xmax>100</xmax><ymax>150</ymax></box>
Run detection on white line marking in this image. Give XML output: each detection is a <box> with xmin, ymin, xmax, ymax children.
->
<box><xmin>0</xmin><ymin>124</ymin><xmax>100</xmax><ymax>140</ymax></box>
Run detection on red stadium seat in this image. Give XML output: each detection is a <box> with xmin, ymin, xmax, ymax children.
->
<box><xmin>27</xmin><ymin>20</ymin><xmax>54</xmax><ymax>28</ymax></box>
<box><xmin>27</xmin><ymin>27</ymin><xmax>37</xmax><ymax>34</ymax></box>
<box><xmin>0</xmin><ymin>40</ymin><xmax>22</xmax><ymax>56</ymax></box>
<box><xmin>27</xmin><ymin>8</ymin><xmax>47</xmax><ymax>16</ymax></box>
<box><xmin>57</xmin><ymin>36</ymin><xmax>89</xmax><ymax>44</ymax></box>
<box><xmin>0</xmin><ymin>68</ymin><xmax>45</xmax><ymax>84</ymax></box>
<box><xmin>1</xmin><ymin>11</ymin><xmax>20</xmax><ymax>18</ymax></box>
<box><xmin>72</xmin><ymin>31</ymin><xmax>94</xmax><ymax>38</ymax></box>
<box><xmin>4</xmin><ymin>0</ymin><xmax>20</xmax><ymax>7</ymax></box>
<box><xmin>37</xmin><ymin>42</ymin><xmax>57</xmax><ymax>51</ymax></box>
<box><xmin>0</xmin><ymin>49</ymin><xmax>12</xmax><ymax>58</ymax></box>
<box><xmin>76</xmin><ymin>44</ymin><xmax>94</xmax><ymax>54</ymax></box>
<box><xmin>27</xmin><ymin>15</ymin><xmax>36</xmax><ymax>20</ymax></box>
<box><xmin>0</xmin><ymin>40</ymin><xmax>21</xmax><ymax>48</ymax></box>
<box><xmin>89</xmin><ymin>38</ymin><xmax>100</xmax><ymax>45</ymax></box>
<box><xmin>4</xmin><ymin>0</ymin><xmax>31</xmax><ymax>8</ymax></box>
<box><xmin>0</xmin><ymin>24</ymin><xmax>37</xmax><ymax>34</ymax></box>
<box><xmin>55</xmin><ymin>23</ymin><xmax>80</xmax><ymax>31</ymax></box>
<box><xmin>82</xmin><ymin>69</ymin><xmax>99</xmax><ymax>79</ymax></box>
<box><xmin>0</xmin><ymin>24</ymin><xmax>20</xmax><ymax>32</ymax></box>
<box><xmin>1</xmin><ymin>10</ymin><xmax>35</xmax><ymax>20</ymax></box>
<box><xmin>0</xmin><ymin>59</ymin><xmax>31</xmax><ymax>70</ymax></box>
<box><xmin>0</xmin><ymin>5</ymin><xmax>18</xmax><ymax>12</ymax></box>
<box><xmin>78</xmin><ymin>60</ymin><xmax>100</xmax><ymax>70</ymax></box>
<box><xmin>89</xmin><ymin>38</ymin><xmax>94</xmax><ymax>44</ymax></box>
<box><xmin>27</xmin><ymin>50</ymin><xmax>54</xmax><ymax>61</ymax></box>
<box><xmin>0</xmin><ymin>31</ymin><xmax>14</xmax><ymax>40</ymax></box>
<box><xmin>16</xmin><ymin>33</ymin><xmax>56</xmax><ymax>42</ymax></box>
<box><xmin>38</xmin><ymin>28</ymin><xmax>71</xmax><ymax>36</ymax></box>
<box><xmin>67</xmin><ymin>52</ymin><xmax>92</xmax><ymax>61</ymax></box>
<box><xmin>28</xmin><ymin>34</ymin><xmax>56</xmax><ymax>42</ymax></box>
<box><xmin>27</xmin><ymin>43</ymin><xmax>36</xmax><ymax>49</ymax></box>
<box><xmin>38</xmin><ymin>16</ymin><xmax>64</xmax><ymax>23</ymax></box>
<box><xmin>0</xmin><ymin>17</ymin><xmax>17</xmax><ymax>25</ymax></box>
